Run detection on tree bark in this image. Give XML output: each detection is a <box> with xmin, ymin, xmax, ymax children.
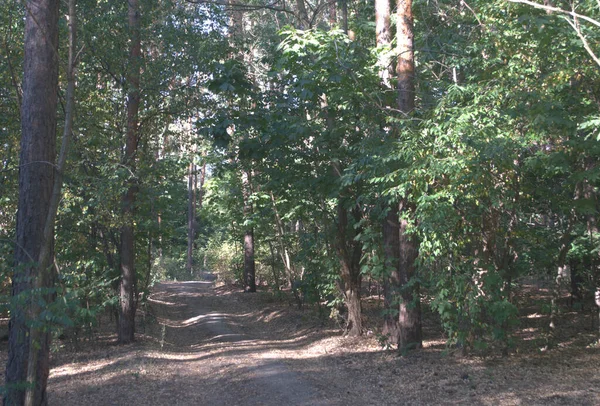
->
<box><xmin>329</xmin><ymin>0</ymin><xmax>337</xmax><ymax>28</ymax></box>
<box><xmin>375</xmin><ymin>0</ymin><xmax>393</xmax><ymax>89</ymax></box>
<box><xmin>341</xmin><ymin>0</ymin><xmax>348</xmax><ymax>34</ymax></box>
<box><xmin>336</xmin><ymin>202</ymin><xmax>363</xmax><ymax>336</ymax></box>
<box><xmin>4</xmin><ymin>0</ymin><xmax>59</xmax><ymax>404</ymax></box>
<box><xmin>295</xmin><ymin>0</ymin><xmax>310</xmax><ymax>29</ymax></box>
<box><xmin>382</xmin><ymin>208</ymin><xmax>401</xmax><ymax>344</ymax></box>
<box><xmin>381</xmin><ymin>0</ymin><xmax>422</xmax><ymax>351</ymax></box>
<box><xmin>242</xmin><ymin>170</ymin><xmax>256</xmax><ymax>292</ymax></box>
<box><xmin>376</xmin><ymin>0</ymin><xmax>403</xmax><ymax>346</ymax></box>
<box><xmin>118</xmin><ymin>0</ymin><xmax>141</xmax><ymax>344</ymax></box>
<box><xmin>395</xmin><ymin>0</ymin><xmax>422</xmax><ymax>352</ymax></box>
<box><xmin>397</xmin><ymin>202</ymin><xmax>422</xmax><ymax>350</ymax></box>
<box><xmin>186</xmin><ymin>161</ymin><xmax>196</xmax><ymax>276</ymax></box>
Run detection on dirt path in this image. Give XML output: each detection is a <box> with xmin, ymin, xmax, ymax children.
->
<box><xmin>43</xmin><ymin>280</ymin><xmax>600</xmax><ymax>406</ymax></box>
<box><xmin>47</xmin><ymin>281</ymin><xmax>337</xmax><ymax>406</ymax></box>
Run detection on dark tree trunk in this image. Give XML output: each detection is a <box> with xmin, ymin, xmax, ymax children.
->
<box><xmin>382</xmin><ymin>208</ymin><xmax>401</xmax><ymax>345</ymax></box>
<box><xmin>394</xmin><ymin>0</ymin><xmax>422</xmax><ymax>350</ymax></box>
<box><xmin>186</xmin><ymin>161</ymin><xmax>196</xmax><ymax>275</ymax></box>
<box><xmin>376</xmin><ymin>0</ymin><xmax>401</xmax><ymax>346</ymax></box>
<box><xmin>380</xmin><ymin>0</ymin><xmax>422</xmax><ymax>352</ymax></box>
<box><xmin>4</xmin><ymin>0</ymin><xmax>59</xmax><ymax>404</ymax></box>
<box><xmin>397</xmin><ymin>204</ymin><xmax>422</xmax><ymax>350</ymax></box>
<box><xmin>242</xmin><ymin>170</ymin><xmax>256</xmax><ymax>292</ymax></box>
<box><xmin>336</xmin><ymin>203</ymin><xmax>363</xmax><ymax>336</ymax></box>
<box><xmin>341</xmin><ymin>0</ymin><xmax>348</xmax><ymax>33</ymax></box>
<box><xmin>118</xmin><ymin>0</ymin><xmax>141</xmax><ymax>344</ymax></box>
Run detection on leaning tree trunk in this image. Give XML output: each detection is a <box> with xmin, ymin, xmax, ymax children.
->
<box><xmin>4</xmin><ymin>0</ymin><xmax>60</xmax><ymax>404</ymax></box>
<box><xmin>118</xmin><ymin>0</ymin><xmax>141</xmax><ymax>344</ymax></box>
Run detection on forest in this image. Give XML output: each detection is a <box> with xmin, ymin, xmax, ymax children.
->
<box><xmin>1</xmin><ymin>0</ymin><xmax>600</xmax><ymax>404</ymax></box>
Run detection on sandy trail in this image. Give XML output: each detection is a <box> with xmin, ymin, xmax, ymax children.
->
<box><xmin>44</xmin><ymin>280</ymin><xmax>600</xmax><ymax>406</ymax></box>
<box><xmin>48</xmin><ymin>280</ymin><xmax>335</xmax><ymax>406</ymax></box>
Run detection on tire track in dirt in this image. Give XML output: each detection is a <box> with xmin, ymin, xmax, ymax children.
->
<box><xmin>147</xmin><ymin>280</ymin><xmax>333</xmax><ymax>406</ymax></box>
<box><xmin>48</xmin><ymin>280</ymin><xmax>336</xmax><ymax>406</ymax></box>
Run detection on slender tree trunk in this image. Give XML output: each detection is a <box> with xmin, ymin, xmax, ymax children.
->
<box><xmin>395</xmin><ymin>0</ymin><xmax>422</xmax><ymax>351</ymax></box>
<box><xmin>242</xmin><ymin>170</ymin><xmax>256</xmax><ymax>292</ymax></box>
<box><xmin>186</xmin><ymin>161</ymin><xmax>196</xmax><ymax>275</ymax></box>
<box><xmin>375</xmin><ymin>0</ymin><xmax>402</xmax><ymax>346</ymax></box>
<box><xmin>341</xmin><ymin>0</ymin><xmax>348</xmax><ymax>33</ymax></box>
<box><xmin>270</xmin><ymin>192</ymin><xmax>294</xmax><ymax>285</ymax></box>
<box><xmin>197</xmin><ymin>161</ymin><xmax>207</xmax><ymax>211</ymax></box>
<box><xmin>397</xmin><ymin>202</ymin><xmax>421</xmax><ymax>350</ymax></box>
<box><xmin>382</xmin><ymin>208</ymin><xmax>401</xmax><ymax>344</ymax></box>
<box><xmin>4</xmin><ymin>0</ymin><xmax>59</xmax><ymax>404</ymax></box>
<box><xmin>118</xmin><ymin>0</ymin><xmax>141</xmax><ymax>344</ymax></box>
<box><xmin>381</xmin><ymin>0</ymin><xmax>422</xmax><ymax>351</ymax></box>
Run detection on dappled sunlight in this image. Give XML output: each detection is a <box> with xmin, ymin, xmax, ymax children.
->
<box><xmin>46</xmin><ymin>280</ymin><xmax>600</xmax><ymax>406</ymax></box>
<box><xmin>146</xmin><ymin>297</ymin><xmax>185</xmax><ymax>307</ymax></box>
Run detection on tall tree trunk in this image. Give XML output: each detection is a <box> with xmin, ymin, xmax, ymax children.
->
<box><xmin>186</xmin><ymin>161</ymin><xmax>196</xmax><ymax>276</ymax></box>
<box><xmin>242</xmin><ymin>170</ymin><xmax>256</xmax><ymax>292</ymax></box>
<box><xmin>4</xmin><ymin>0</ymin><xmax>59</xmax><ymax>404</ymax></box>
<box><xmin>381</xmin><ymin>0</ymin><xmax>422</xmax><ymax>351</ymax></box>
<box><xmin>336</xmin><ymin>203</ymin><xmax>363</xmax><ymax>336</ymax></box>
<box><xmin>382</xmin><ymin>209</ymin><xmax>401</xmax><ymax>344</ymax></box>
<box><xmin>395</xmin><ymin>0</ymin><xmax>422</xmax><ymax>352</ymax></box>
<box><xmin>397</xmin><ymin>201</ymin><xmax>421</xmax><ymax>350</ymax></box>
<box><xmin>119</xmin><ymin>0</ymin><xmax>141</xmax><ymax>344</ymax></box>
<box><xmin>341</xmin><ymin>0</ymin><xmax>348</xmax><ymax>33</ymax></box>
<box><xmin>375</xmin><ymin>0</ymin><xmax>402</xmax><ymax>346</ymax></box>
<box><xmin>197</xmin><ymin>161</ymin><xmax>207</xmax><ymax>211</ymax></box>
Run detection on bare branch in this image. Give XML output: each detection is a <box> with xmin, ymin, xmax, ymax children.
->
<box><xmin>507</xmin><ymin>0</ymin><xmax>600</xmax><ymax>29</ymax></box>
<box><xmin>566</xmin><ymin>16</ymin><xmax>600</xmax><ymax>68</ymax></box>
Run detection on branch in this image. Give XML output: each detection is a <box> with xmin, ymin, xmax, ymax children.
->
<box><xmin>185</xmin><ymin>0</ymin><xmax>296</xmax><ymax>15</ymax></box>
<box><xmin>566</xmin><ymin>16</ymin><xmax>600</xmax><ymax>68</ymax></box>
<box><xmin>507</xmin><ymin>0</ymin><xmax>600</xmax><ymax>69</ymax></box>
<box><xmin>507</xmin><ymin>0</ymin><xmax>600</xmax><ymax>29</ymax></box>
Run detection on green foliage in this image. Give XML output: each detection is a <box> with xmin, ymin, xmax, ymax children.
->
<box><xmin>2</xmin><ymin>0</ymin><xmax>600</xmax><ymax>357</ymax></box>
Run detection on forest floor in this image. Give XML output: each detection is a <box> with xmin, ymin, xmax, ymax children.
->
<box><xmin>1</xmin><ymin>278</ymin><xmax>600</xmax><ymax>405</ymax></box>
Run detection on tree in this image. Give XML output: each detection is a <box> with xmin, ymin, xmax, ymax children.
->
<box><xmin>381</xmin><ymin>0</ymin><xmax>422</xmax><ymax>351</ymax></box>
<box><xmin>241</xmin><ymin>170</ymin><xmax>257</xmax><ymax>292</ymax></box>
<box><xmin>118</xmin><ymin>0</ymin><xmax>141</xmax><ymax>344</ymax></box>
<box><xmin>4</xmin><ymin>0</ymin><xmax>60</xmax><ymax>404</ymax></box>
